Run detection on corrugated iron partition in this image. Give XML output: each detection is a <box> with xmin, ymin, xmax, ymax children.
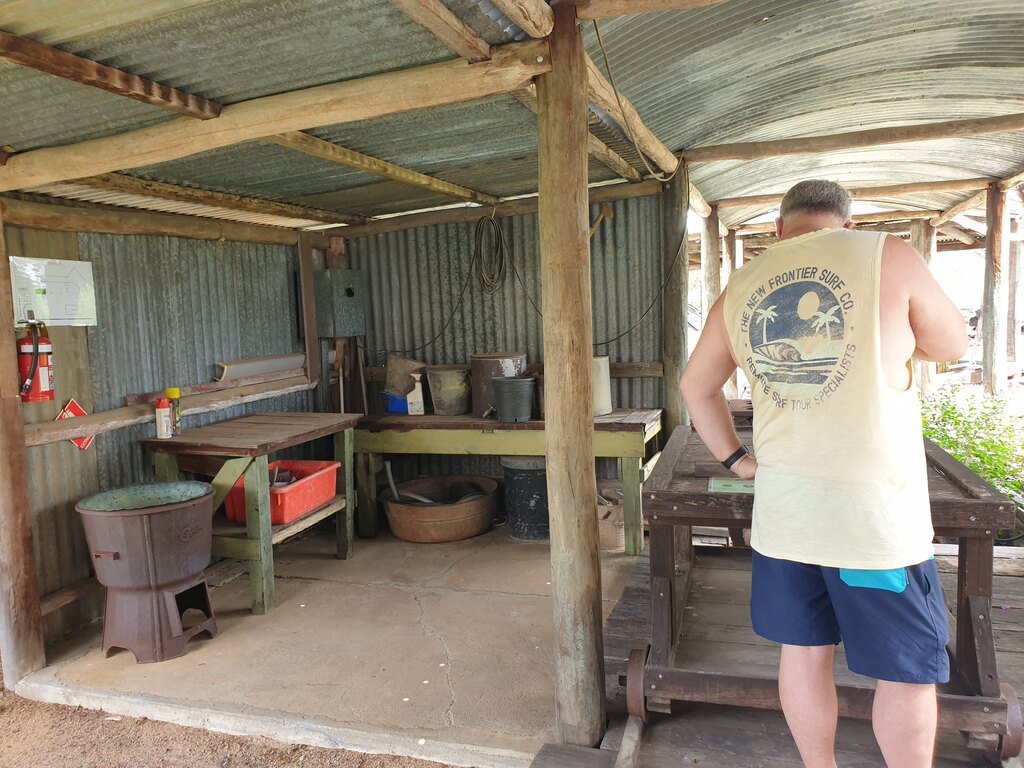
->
<box><xmin>347</xmin><ymin>194</ymin><xmax>666</xmax><ymax>479</ymax></box>
<box><xmin>78</xmin><ymin>233</ymin><xmax>311</xmax><ymax>490</ymax></box>
<box><xmin>7</xmin><ymin>225</ymin><xmax>104</xmax><ymax>642</ymax></box>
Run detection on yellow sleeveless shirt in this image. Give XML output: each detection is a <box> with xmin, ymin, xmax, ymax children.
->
<box><xmin>723</xmin><ymin>228</ymin><xmax>934</xmax><ymax>569</ymax></box>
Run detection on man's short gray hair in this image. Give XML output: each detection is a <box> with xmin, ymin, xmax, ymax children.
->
<box><xmin>779</xmin><ymin>180</ymin><xmax>852</xmax><ymax>222</ymax></box>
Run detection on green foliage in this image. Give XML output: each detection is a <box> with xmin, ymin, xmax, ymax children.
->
<box><xmin>922</xmin><ymin>388</ymin><xmax>1024</xmax><ymax>534</ymax></box>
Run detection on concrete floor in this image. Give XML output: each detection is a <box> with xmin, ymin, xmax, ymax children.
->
<box><xmin>19</xmin><ymin>527</ymin><xmax>637</xmax><ymax>768</ymax></box>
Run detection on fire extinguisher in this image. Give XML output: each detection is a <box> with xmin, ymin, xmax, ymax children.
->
<box><xmin>17</xmin><ymin>321</ymin><xmax>55</xmax><ymax>403</ymax></box>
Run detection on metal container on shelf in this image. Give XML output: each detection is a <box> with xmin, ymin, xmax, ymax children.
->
<box><xmin>470</xmin><ymin>352</ymin><xmax>527</xmax><ymax>418</ymax></box>
<box><xmin>426</xmin><ymin>365</ymin><xmax>471</xmax><ymax>415</ymax></box>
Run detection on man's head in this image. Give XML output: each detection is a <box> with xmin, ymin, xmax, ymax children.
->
<box><xmin>776</xmin><ymin>180</ymin><xmax>853</xmax><ymax>238</ymax></box>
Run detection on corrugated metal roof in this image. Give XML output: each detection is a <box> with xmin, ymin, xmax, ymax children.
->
<box><xmin>2</xmin><ymin>0</ymin><xmax>1024</xmax><ymax>221</ymax></box>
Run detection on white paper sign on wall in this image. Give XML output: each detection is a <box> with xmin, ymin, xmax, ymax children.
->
<box><xmin>8</xmin><ymin>256</ymin><xmax>97</xmax><ymax>327</ymax></box>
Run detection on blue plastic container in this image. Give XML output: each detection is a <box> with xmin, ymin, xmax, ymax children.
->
<box><xmin>386</xmin><ymin>393</ymin><xmax>409</xmax><ymax>414</ymax></box>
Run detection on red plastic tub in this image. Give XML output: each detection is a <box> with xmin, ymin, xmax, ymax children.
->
<box><xmin>224</xmin><ymin>460</ymin><xmax>340</xmax><ymax>525</ymax></box>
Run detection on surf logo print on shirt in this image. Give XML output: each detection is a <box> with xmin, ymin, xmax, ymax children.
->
<box><xmin>739</xmin><ymin>267</ymin><xmax>856</xmax><ymax>410</ymax></box>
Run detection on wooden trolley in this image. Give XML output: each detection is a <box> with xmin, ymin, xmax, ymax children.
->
<box><xmin>626</xmin><ymin>422</ymin><xmax>1023</xmax><ymax>765</ymax></box>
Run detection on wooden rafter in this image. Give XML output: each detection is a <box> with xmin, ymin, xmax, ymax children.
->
<box><xmin>714</xmin><ymin>178</ymin><xmax>994</xmax><ymax>208</ymax></box>
<box><xmin>931</xmin><ymin>189</ymin><xmax>988</xmax><ymax>227</ymax></box>
<box><xmin>68</xmin><ymin>172</ymin><xmax>368</xmax><ymax>225</ymax></box>
<box><xmin>387</xmin><ymin>0</ymin><xmax>491</xmax><ymax>62</ymax></box>
<box><xmin>572</xmin><ymin>0</ymin><xmax>730</xmax><ymax>17</ymax></box>
<box><xmin>266</xmin><ymin>131</ymin><xmax>501</xmax><ymax>207</ymax></box>
<box><xmin>733</xmin><ymin>209</ymin><xmax>942</xmax><ymax>235</ymax></box>
<box><xmin>0</xmin><ymin>40</ymin><xmax>550</xmax><ymax>191</ymax></box>
<box><xmin>936</xmin><ymin>222</ymin><xmax>976</xmax><ymax>245</ymax></box>
<box><xmin>0</xmin><ymin>29</ymin><xmax>222</xmax><ymax>120</ymax></box>
<box><xmin>998</xmin><ymin>164</ymin><xmax>1024</xmax><ymax>192</ymax></box>
<box><xmin>683</xmin><ymin>112</ymin><xmax>1024</xmax><ymax>164</ymax></box>
<box><xmin>511</xmin><ymin>86</ymin><xmax>641</xmax><ymax>182</ymax></box>
<box><xmin>585</xmin><ymin>56</ymin><xmax>711</xmax><ymax>215</ymax></box>
<box><xmin>390</xmin><ymin>0</ymin><xmax>642</xmax><ymax>184</ymax></box>
<box><xmin>488</xmin><ymin>0</ymin><xmax>553</xmax><ymax>38</ymax></box>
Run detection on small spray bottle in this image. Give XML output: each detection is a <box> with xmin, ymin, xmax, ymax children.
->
<box><xmin>155</xmin><ymin>398</ymin><xmax>173</xmax><ymax>439</ymax></box>
<box><xmin>164</xmin><ymin>387</ymin><xmax>182</xmax><ymax>436</ymax></box>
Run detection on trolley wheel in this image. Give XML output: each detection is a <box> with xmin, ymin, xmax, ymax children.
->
<box><xmin>625</xmin><ymin>645</ymin><xmax>650</xmax><ymax>722</ymax></box>
<box><xmin>1001</xmin><ymin>683</ymin><xmax>1024</xmax><ymax>760</ymax></box>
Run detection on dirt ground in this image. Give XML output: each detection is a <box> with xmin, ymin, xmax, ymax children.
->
<box><xmin>0</xmin><ymin>672</ymin><xmax>451</xmax><ymax>768</ymax></box>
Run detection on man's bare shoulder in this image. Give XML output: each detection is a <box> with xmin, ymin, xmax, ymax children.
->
<box><xmin>880</xmin><ymin>232</ymin><xmax>929</xmax><ymax>280</ymax></box>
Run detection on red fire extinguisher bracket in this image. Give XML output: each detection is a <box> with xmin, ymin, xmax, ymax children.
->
<box><xmin>17</xmin><ymin>322</ymin><xmax>55</xmax><ymax>403</ymax></box>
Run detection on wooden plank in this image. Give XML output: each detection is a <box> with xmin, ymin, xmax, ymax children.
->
<box><xmin>538</xmin><ymin>3</ymin><xmax>604</xmax><ymax>746</ymax></box>
<box><xmin>334</xmin><ymin>430</ymin><xmax>355</xmax><ymax>560</ymax></box>
<box><xmin>489</xmin><ymin>0</ymin><xmax>553</xmax><ymax>38</ymax></box>
<box><xmin>73</xmin><ymin>173</ymin><xmax>366</xmax><ymax>225</ymax></box>
<box><xmin>144</xmin><ymin>413</ymin><xmax>361</xmax><ymax>457</ymax></box>
<box><xmin>612</xmin><ymin>716</ymin><xmax>644</xmax><ymax>768</ymax></box>
<box><xmin>368</xmin><ymin>361</ymin><xmax>664</xmax><ymax>382</ymax></box>
<box><xmin>983</xmin><ymin>183</ymin><xmax>1009</xmax><ymax>395</ymax></box>
<box><xmin>25</xmin><ymin>376</ymin><xmax>316</xmax><ymax>447</ymax></box>
<box><xmin>0</xmin><ymin>29</ymin><xmax>222</xmax><ymax>120</ymax></box>
<box><xmin>682</xmin><ymin>111</ymin><xmax>1024</xmax><ymax>164</ymax></box>
<box><xmin>715</xmin><ymin>178</ymin><xmax>994</xmax><ymax>209</ymax></box>
<box><xmin>735</xmin><ymin>209</ymin><xmax>942</xmax><ymax>235</ymax></box>
<box><xmin>0</xmin><ymin>210</ymin><xmax>46</xmax><ymax>687</ymax></box>
<box><xmin>573</xmin><ymin>0</ymin><xmax>730</xmax><ymax>18</ymax></box>
<box><xmin>39</xmin><ymin>577</ymin><xmax>102</xmax><ymax>616</ymax></box>
<box><xmin>388</xmin><ymin>0</ymin><xmax>492</xmax><ymax>62</ymax></box>
<box><xmin>0</xmin><ymin>40</ymin><xmax>550</xmax><ymax>191</ymax></box>
<box><xmin>267</xmin><ymin>132</ymin><xmax>501</xmax><ymax>207</ymax></box>
<box><xmin>931</xmin><ymin>189</ymin><xmax>988</xmax><ymax>227</ymax></box>
<box><xmin>123</xmin><ymin>368</ymin><xmax>306</xmax><ymax>405</ymax></box>
<box><xmin>244</xmin><ymin>455</ymin><xmax>274</xmax><ymax>613</ymax></box>
<box><xmin>331</xmin><ymin>180</ymin><xmax>661</xmax><ymax>238</ymax></box>
<box><xmin>619</xmin><ymin>457</ymin><xmax>644</xmax><ymax>555</ymax></box>
<box><xmin>0</xmin><ymin>197</ymin><xmax>327</xmax><ymax>247</ymax></box>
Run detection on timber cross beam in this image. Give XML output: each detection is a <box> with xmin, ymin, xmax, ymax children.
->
<box><xmin>0</xmin><ymin>29</ymin><xmax>222</xmax><ymax>120</ymax></box>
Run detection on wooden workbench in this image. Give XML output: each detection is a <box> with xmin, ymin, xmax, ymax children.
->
<box><xmin>145</xmin><ymin>412</ymin><xmax>362</xmax><ymax>614</ymax></box>
<box><xmin>628</xmin><ymin>425</ymin><xmax>1022</xmax><ymax>763</ymax></box>
<box><xmin>354</xmin><ymin>408</ymin><xmax>663</xmax><ymax>555</ymax></box>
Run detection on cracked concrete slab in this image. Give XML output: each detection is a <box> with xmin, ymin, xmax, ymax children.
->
<box><xmin>20</xmin><ymin>528</ymin><xmax>637</xmax><ymax>768</ymax></box>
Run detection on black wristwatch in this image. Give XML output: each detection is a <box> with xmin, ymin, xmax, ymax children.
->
<box><xmin>722</xmin><ymin>446</ymin><xmax>749</xmax><ymax>470</ymax></box>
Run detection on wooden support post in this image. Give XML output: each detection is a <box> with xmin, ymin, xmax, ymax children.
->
<box><xmin>334</xmin><ymin>429</ymin><xmax>356</xmax><ymax>560</ymax></box>
<box><xmin>662</xmin><ymin>174</ymin><xmax>689</xmax><ymax>432</ymax></box>
<box><xmin>618</xmin><ymin>457</ymin><xmax>643</xmax><ymax>555</ymax></box>
<box><xmin>1009</xmin><ymin>218</ymin><xmax>1020</xmax><ymax>367</ymax></box>
<box><xmin>983</xmin><ymin>184</ymin><xmax>1008</xmax><ymax>395</ymax></box>
<box><xmin>537</xmin><ymin>3</ymin><xmax>605</xmax><ymax>747</ymax></box>
<box><xmin>244</xmin><ymin>455</ymin><xmax>275</xmax><ymax>614</ymax></box>
<box><xmin>722</xmin><ymin>230</ymin><xmax>739</xmax><ymax>399</ymax></box>
<box><xmin>0</xmin><ymin>207</ymin><xmax>46</xmax><ymax>687</ymax></box>
<box><xmin>297</xmin><ymin>234</ymin><xmax>321</xmax><ymax>386</ymax></box>
<box><xmin>910</xmin><ymin>220</ymin><xmax>938</xmax><ymax>395</ymax></box>
<box><xmin>701</xmin><ymin>206</ymin><xmax>722</xmax><ymax>324</ymax></box>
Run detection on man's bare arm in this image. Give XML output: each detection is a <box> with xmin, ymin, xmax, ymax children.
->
<box><xmin>883</xmin><ymin>235</ymin><xmax>968</xmax><ymax>362</ymax></box>
<box><xmin>679</xmin><ymin>290</ymin><xmax>757</xmax><ymax>480</ymax></box>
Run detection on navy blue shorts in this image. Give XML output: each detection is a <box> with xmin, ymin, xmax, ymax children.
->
<box><xmin>750</xmin><ymin>550</ymin><xmax>950</xmax><ymax>684</ymax></box>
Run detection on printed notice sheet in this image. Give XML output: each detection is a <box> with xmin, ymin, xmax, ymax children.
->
<box><xmin>9</xmin><ymin>256</ymin><xmax>97</xmax><ymax>326</ymax></box>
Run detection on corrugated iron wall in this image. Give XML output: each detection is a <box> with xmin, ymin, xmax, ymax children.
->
<box><xmin>11</xmin><ymin>230</ymin><xmax>313</xmax><ymax>642</ymax></box>
<box><xmin>347</xmin><ymin>193</ymin><xmax>666</xmax><ymax>478</ymax></box>
<box><xmin>78</xmin><ymin>233</ymin><xmax>311</xmax><ymax>489</ymax></box>
<box><xmin>7</xmin><ymin>225</ymin><xmax>104</xmax><ymax>642</ymax></box>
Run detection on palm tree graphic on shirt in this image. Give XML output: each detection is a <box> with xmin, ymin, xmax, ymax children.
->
<box><xmin>754</xmin><ymin>305</ymin><xmax>778</xmax><ymax>345</ymax></box>
<box><xmin>811</xmin><ymin>305</ymin><xmax>841</xmax><ymax>340</ymax></box>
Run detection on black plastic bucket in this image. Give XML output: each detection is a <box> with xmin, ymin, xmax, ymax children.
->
<box><xmin>500</xmin><ymin>456</ymin><xmax>549</xmax><ymax>540</ymax></box>
<box><xmin>492</xmin><ymin>376</ymin><xmax>535</xmax><ymax>423</ymax></box>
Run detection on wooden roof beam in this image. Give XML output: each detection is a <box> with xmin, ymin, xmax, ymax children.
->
<box><xmin>683</xmin><ymin>112</ymin><xmax>1024</xmax><ymax>164</ymax></box>
<box><xmin>571</xmin><ymin>0</ymin><xmax>731</xmax><ymax>18</ymax></box>
<box><xmin>0</xmin><ymin>29</ymin><xmax>221</xmax><ymax>120</ymax></box>
<box><xmin>936</xmin><ymin>222</ymin><xmax>977</xmax><ymax>245</ymax></box>
<box><xmin>714</xmin><ymin>177</ymin><xmax>994</xmax><ymax>208</ymax></box>
<box><xmin>0</xmin><ymin>40</ymin><xmax>549</xmax><ymax>192</ymax></box>
<box><xmin>266</xmin><ymin>132</ymin><xmax>500</xmax><ymax>207</ymax></box>
<box><xmin>733</xmin><ymin>209</ymin><xmax>942</xmax><ymax>234</ymax></box>
<box><xmin>391</xmin><ymin>0</ymin><xmax>641</xmax><ymax>184</ymax></box>
<box><xmin>584</xmin><ymin>56</ymin><xmax>711</xmax><ymax>216</ymax></box>
<box><xmin>933</xmin><ymin>165</ymin><xmax>1024</xmax><ymax>227</ymax></box>
<box><xmin>65</xmin><ymin>172</ymin><xmax>368</xmax><ymax>225</ymax></box>
<box><xmin>487</xmin><ymin>0</ymin><xmax>554</xmax><ymax>38</ymax></box>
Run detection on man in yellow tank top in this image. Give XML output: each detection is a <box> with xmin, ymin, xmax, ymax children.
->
<box><xmin>680</xmin><ymin>180</ymin><xmax>967</xmax><ymax>768</ymax></box>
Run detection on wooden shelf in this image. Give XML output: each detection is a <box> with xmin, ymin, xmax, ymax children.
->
<box><xmin>211</xmin><ymin>494</ymin><xmax>347</xmax><ymax>558</ymax></box>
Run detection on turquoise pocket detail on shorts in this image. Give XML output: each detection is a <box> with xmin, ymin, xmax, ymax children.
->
<box><xmin>838</xmin><ymin>567</ymin><xmax>908</xmax><ymax>593</ymax></box>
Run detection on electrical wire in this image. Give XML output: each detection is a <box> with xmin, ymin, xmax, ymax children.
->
<box><xmin>475</xmin><ymin>216</ymin><xmax>507</xmax><ymax>294</ymax></box>
<box><xmin>592</xmin><ymin>20</ymin><xmax>685</xmax><ymax>183</ymax></box>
